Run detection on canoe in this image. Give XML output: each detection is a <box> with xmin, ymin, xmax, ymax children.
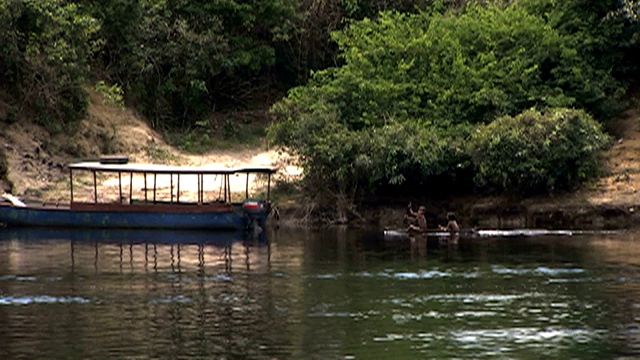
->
<box><xmin>383</xmin><ymin>228</ymin><xmax>585</xmax><ymax>240</ymax></box>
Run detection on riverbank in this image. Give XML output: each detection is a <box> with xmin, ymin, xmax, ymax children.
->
<box><xmin>276</xmin><ymin>107</ymin><xmax>640</xmax><ymax>231</ymax></box>
<box><xmin>2</xmin><ymin>91</ymin><xmax>640</xmax><ymax>230</ymax></box>
<box><xmin>359</xmin><ymin>196</ymin><xmax>639</xmax><ymax>232</ymax></box>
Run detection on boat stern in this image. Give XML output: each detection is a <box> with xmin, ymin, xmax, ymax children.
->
<box><xmin>242</xmin><ymin>199</ymin><xmax>270</xmax><ymax>230</ymax></box>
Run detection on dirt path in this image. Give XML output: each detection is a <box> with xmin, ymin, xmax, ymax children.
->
<box><xmin>1</xmin><ymin>90</ymin><xmax>299</xmax><ymax>203</ymax></box>
<box><xmin>569</xmin><ymin>108</ymin><xmax>640</xmax><ymax>206</ymax></box>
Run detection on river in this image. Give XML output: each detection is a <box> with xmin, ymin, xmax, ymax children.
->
<box><xmin>0</xmin><ymin>227</ymin><xmax>639</xmax><ymax>359</ymax></box>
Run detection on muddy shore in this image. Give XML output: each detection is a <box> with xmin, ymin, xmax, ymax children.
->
<box><xmin>273</xmin><ymin>195</ymin><xmax>640</xmax><ymax>230</ymax></box>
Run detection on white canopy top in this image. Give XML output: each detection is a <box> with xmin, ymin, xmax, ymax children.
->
<box><xmin>68</xmin><ymin>162</ymin><xmax>278</xmax><ymax>175</ymax></box>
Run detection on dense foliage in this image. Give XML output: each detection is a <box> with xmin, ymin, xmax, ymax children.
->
<box><xmin>0</xmin><ymin>0</ymin><xmax>481</xmax><ymax>132</ymax></box>
<box><xmin>270</xmin><ymin>98</ymin><xmax>465</xmax><ymax>196</ymax></box>
<box><xmin>80</xmin><ymin>0</ymin><xmax>301</xmax><ymax>129</ymax></box>
<box><xmin>269</xmin><ymin>1</ymin><xmax>638</xmax><ymax>210</ymax></box>
<box><xmin>0</xmin><ymin>0</ymin><xmax>99</xmax><ymax>131</ymax></box>
<box><xmin>0</xmin><ymin>0</ymin><xmax>639</xmax><ymax>209</ymax></box>
<box><xmin>468</xmin><ymin>108</ymin><xmax>610</xmax><ymax>194</ymax></box>
<box><xmin>520</xmin><ymin>0</ymin><xmax>633</xmax><ymax>118</ymax></box>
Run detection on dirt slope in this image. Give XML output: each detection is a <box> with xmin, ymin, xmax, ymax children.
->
<box><xmin>585</xmin><ymin>107</ymin><xmax>640</xmax><ymax>205</ymax></box>
<box><xmin>0</xmin><ymin>90</ymin><xmax>295</xmax><ymax>203</ymax></box>
<box><xmin>528</xmin><ymin>107</ymin><xmax>640</xmax><ymax>207</ymax></box>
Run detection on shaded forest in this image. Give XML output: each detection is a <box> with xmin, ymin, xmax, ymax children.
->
<box><xmin>0</xmin><ymin>0</ymin><xmax>439</xmax><ymax>130</ymax></box>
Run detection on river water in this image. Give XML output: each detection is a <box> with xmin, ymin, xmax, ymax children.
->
<box><xmin>1</xmin><ymin>227</ymin><xmax>639</xmax><ymax>359</ymax></box>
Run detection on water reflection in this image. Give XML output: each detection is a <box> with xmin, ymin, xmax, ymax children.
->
<box><xmin>0</xmin><ymin>228</ymin><xmax>278</xmax><ymax>360</ymax></box>
<box><xmin>0</xmin><ymin>227</ymin><xmax>640</xmax><ymax>359</ymax></box>
<box><xmin>2</xmin><ymin>230</ymin><xmax>271</xmax><ymax>277</ymax></box>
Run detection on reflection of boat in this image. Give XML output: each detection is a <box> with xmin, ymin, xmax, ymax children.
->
<box><xmin>0</xmin><ymin>159</ymin><xmax>277</xmax><ymax>231</ymax></box>
<box><xmin>0</xmin><ymin>227</ymin><xmax>268</xmax><ymax>246</ymax></box>
<box><xmin>384</xmin><ymin>228</ymin><xmax>583</xmax><ymax>240</ymax></box>
<box><xmin>0</xmin><ymin>227</ymin><xmax>271</xmax><ymax>275</ymax></box>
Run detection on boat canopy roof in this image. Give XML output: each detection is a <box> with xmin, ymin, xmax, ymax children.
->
<box><xmin>68</xmin><ymin>161</ymin><xmax>278</xmax><ymax>175</ymax></box>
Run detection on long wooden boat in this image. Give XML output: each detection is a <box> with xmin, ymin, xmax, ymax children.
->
<box><xmin>0</xmin><ymin>158</ymin><xmax>277</xmax><ymax>231</ymax></box>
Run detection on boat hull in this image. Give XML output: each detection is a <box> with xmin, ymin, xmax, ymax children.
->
<box><xmin>0</xmin><ymin>203</ymin><xmax>259</xmax><ymax>230</ymax></box>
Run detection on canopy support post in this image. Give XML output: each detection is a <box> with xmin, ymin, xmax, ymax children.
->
<box><xmin>93</xmin><ymin>170</ymin><xmax>97</xmax><ymax>203</ymax></box>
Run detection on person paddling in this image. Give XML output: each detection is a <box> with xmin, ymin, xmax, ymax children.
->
<box><xmin>407</xmin><ymin>203</ymin><xmax>427</xmax><ymax>232</ymax></box>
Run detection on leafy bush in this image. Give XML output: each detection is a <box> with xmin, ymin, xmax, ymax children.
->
<box><xmin>467</xmin><ymin>108</ymin><xmax>610</xmax><ymax>194</ymax></box>
<box><xmin>312</xmin><ymin>3</ymin><xmax>626</xmax><ymax>130</ymax></box>
<box><xmin>95</xmin><ymin>81</ymin><xmax>124</xmax><ymax>109</ymax></box>
<box><xmin>269</xmin><ymin>2</ymin><xmax>629</xmax><ymax>203</ymax></box>
<box><xmin>269</xmin><ymin>93</ymin><xmax>470</xmax><ymax>205</ymax></box>
<box><xmin>271</xmin><ymin>2</ymin><xmax>616</xmax><ymax>202</ymax></box>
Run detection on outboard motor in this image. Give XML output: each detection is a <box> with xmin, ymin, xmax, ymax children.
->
<box><xmin>242</xmin><ymin>198</ymin><xmax>270</xmax><ymax>230</ymax></box>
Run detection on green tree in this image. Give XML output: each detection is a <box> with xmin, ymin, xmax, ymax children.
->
<box><xmin>282</xmin><ymin>0</ymin><xmax>440</xmax><ymax>86</ymax></box>
<box><xmin>269</xmin><ymin>1</ymin><xmax>628</xmax><ymax>209</ymax></box>
<box><xmin>0</xmin><ymin>0</ymin><xmax>99</xmax><ymax>131</ymax></box>
<box><xmin>521</xmin><ymin>0</ymin><xmax>634</xmax><ymax>116</ymax></box>
<box><xmin>269</xmin><ymin>96</ymin><xmax>467</xmax><ymax>219</ymax></box>
<box><xmin>83</xmin><ymin>0</ymin><xmax>298</xmax><ymax>130</ymax></box>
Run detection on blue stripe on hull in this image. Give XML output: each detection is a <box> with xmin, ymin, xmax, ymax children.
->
<box><xmin>0</xmin><ymin>206</ymin><xmax>249</xmax><ymax>230</ymax></box>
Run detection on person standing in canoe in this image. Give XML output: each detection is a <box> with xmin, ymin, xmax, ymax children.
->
<box><xmin>407</xmin><ymin>203</ymin><xmax>427</xmax><ymax>232</ymax></box>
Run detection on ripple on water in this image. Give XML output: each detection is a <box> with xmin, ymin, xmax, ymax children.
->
<box><xmin>389</xmin><ymin>310</ymin><xmax>487</xmax><ymax>324</ymax></box>
<box><xmin>201</xmin><ymin>274</ymin><xmax>233</xmax><ymax>282</ymax></box>
<box><xmin>492</xmin><ymin>265</ymin><xmax>585</xmax><ymax>276</ymax></box>
<box><xmin>425</xmin><ymin>293</ymin><xmax>531</xmax><ymax>303</ymax></box>
<box><xmin>307</xmin><ymin>303</ymin><xmax>380</xmax><ymax>319</ymax></box>
<box><xmin>387</xmin><ymin>309</ymin><xmax>501</xmax><ymax>324</ymax></box>
<box><xmin>373</xmin><ymin>326</ymin><xmax>603</xmax><ymax>357</ymax></box>
<box><xmin>0</xmin><ymin>295</ymin><xmax>90</xmax><ymax>305</ymax></box>
<box><xmin>365</xmin><ymin>269</ymin><xmax>479</xmax><ymax>280</ymax></box>
<box><xmin>393</xmin><ymin>270</ymin><xmax>450</xmax><ymax>279</ymax></box>
<box><xmin>450</xmin><ymin>326</ymin><xmax>601</xmax><ymax>347</ymax></box>
<box><xmin>0</xmin><ymin>275</ymin><xmax>39</xmax><ymax>282</ymax></box>
<box><xmin>148</xmin><ymin>295</ymin><xmax>192</xmax><ymax>304</ymax></box>
<box><xmin>312</xmin><ymin>273</ymin><xmax>342</xmax><ymax>279</ymax></box>
<box><xmin>308</xmin><ymin>269</ymin><xmax>481</xmax><ymax>281</ymax></box>
<box><xmin>307</xmin><ymin>307</ymin><xmax>379</xmax><ymax>320</ymax></box>
<box><xmin>547</xmin><ymin>274</ymin><xmax>640</xmax><ymax>284</ymax></box>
